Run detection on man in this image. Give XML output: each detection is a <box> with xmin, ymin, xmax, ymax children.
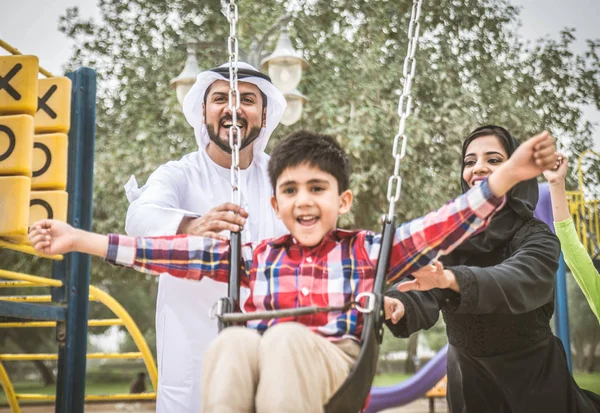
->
<box><xmin>124</xmin><ymin>62</ymin><xmax>288</xmax><ymax>413</ymax></box>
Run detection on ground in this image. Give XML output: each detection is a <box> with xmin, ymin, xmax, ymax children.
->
<box><xmin>0</xmin><ymin>399</ymin><xmax>449</xmax><ymax>413</ymax></box>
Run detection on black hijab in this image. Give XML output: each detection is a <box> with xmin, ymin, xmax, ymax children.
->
<box><xmin>449</xmin><ymin>125</ymin><xmax>539</xmax><ymax>257</ymax></box>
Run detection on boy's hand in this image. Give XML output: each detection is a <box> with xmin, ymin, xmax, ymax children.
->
<box><xmin>543</xmin><ymin>152</ymin><xmax>568</xmax><ymax>185</ymax></box>
<box><xmin>489</xmin><ymin>131</ymin><xmax>558</xmax><ymax>197</ymax></box>
<box><xmin>396</xmin><ymin>261</ymin><xmax>459</xmax><ymax>292</ymax></box>
<box><xmin>28</xmin><ymin>219</ymin><xmax>76</xmax><ymax>255</ymax></box>
<box><xmin>384</xmin><ymin>296</ymin><xmax>405</xmax><ymax>324</ymax></box>
<box><xmin>505</xmin><ymin>131</ymin><xmax>557</xmax><ymax>182</ymax></box>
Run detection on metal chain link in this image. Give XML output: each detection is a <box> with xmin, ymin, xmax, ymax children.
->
<box><xmin>385</xmin><ymin>0</ymin><xmax>424</xmax><ymax>222</ymax></box>
<box><xmin>226</xmin><ymin>0</ymin><xmax>242</xmax><ymax>206</ymax></box>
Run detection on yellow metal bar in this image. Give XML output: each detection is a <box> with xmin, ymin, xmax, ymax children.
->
<box><xmin>84</xmin><ymin>393</ymin><xmax>157</xmax><ymax>401</ymax></box>
<box><xmin>0</xmin><ymin>319</ymin><xmax>124</xmax><ymax>328</ymax></box>
<box><xmin>0</xmin><ymin>281</ymin><xmax>40</xmax><ymax>288</ymax></box>
<box><xmin>0</xmin><ymin>239</ymin><xmax>63</xmax><ymax>260</ymax></box>
<box><xmin>89</xmin><ymin>285</ymin><xmax>158</xmax><ymax>390</ymax></box>
<box><xmin>0</xmin><ymin>38</ymin><xmax>54</xmax><ymax>78</ymax></box>
<box><xmin>0</xmin><ymin>360</ymin><xmax>21</xmax><ymax>413</ymax></box>
<box><xmin>15</xmin><ymin>392</ymin><xmax>157</xmax><ymax>401</ymax></box>
<box><xmin>0</xmin><ymin>352</ymin><xmax>143</xmax><ymax>361</ymax></box>
<box><xmin>0</xmin><ymin>268</ymin><xmax>63</xmax><ymax>287</ymax></box>
<box><xmin>0</xmin><ymin>295</ymin><xmax>95</xmax><ymax>302</ymax></box>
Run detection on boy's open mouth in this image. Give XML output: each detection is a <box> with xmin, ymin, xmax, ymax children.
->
<box><xmin>297</xmin><ymin>215</ymin><xmax>319</xmax><ymax>226</ymax></box>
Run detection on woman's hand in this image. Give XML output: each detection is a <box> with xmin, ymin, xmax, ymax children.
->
<box><xmin>543</xmin><ymin>152</ymin><xmax>568</xmax><ymax>185</ymax></box>
<box><xmin>397</xmin><ymin>261</ymin><xmax>460</xmax><ymax>293</ymax></box>
<box><xmin>384</xmin><ymin>296</ymin><xmax>405</xmax><ymax>324</ymax></box>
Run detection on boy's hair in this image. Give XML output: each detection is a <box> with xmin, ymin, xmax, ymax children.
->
<box><xmin>268</xmin><ymin>130</ymin><xmax>350</xmax><ymax>194</ymax></box>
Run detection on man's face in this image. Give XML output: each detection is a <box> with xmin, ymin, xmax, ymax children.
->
<box><xmin>203</xmin><ymin>80</ymin><xmax>266</xmax><ymax>154</ymax></box>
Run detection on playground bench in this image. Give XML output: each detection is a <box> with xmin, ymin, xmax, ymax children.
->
<box><xmin>424</xmin><ymin>376</ymin><xmax>447</xmax><ymax>413</ymax></box>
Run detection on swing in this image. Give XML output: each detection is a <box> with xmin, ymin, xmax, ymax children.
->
<box><xmin>215</xmin><ymin>1</ymin><xmax>424</xmax><ymax>411</ymax></box>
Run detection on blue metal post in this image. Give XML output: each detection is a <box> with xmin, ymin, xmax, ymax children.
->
<box><xmin>53</xmin><ymin>67</ymin><xmax>96</xmax><ymax>413</ymax></box>
<box><xmin>554</xmin><ymin>252</ymin><xmax>572</xmax><ymax>372</ymax></box>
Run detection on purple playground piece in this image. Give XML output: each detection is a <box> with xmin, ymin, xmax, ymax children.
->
<box><xmin>365</xmin><ymin>345</ymin><xmax>448</xmax><ymax>413</ymax></box>
<box><xmin>534</xmin><ymin>182</ymin><xmax>555</xmax><ymax>232</ymax></box>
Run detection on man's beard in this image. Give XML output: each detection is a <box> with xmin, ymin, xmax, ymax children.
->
<box><xmin>206</xmin><ymin>121</ymin><xmax>262</xmax><ymax>154</ymax></box>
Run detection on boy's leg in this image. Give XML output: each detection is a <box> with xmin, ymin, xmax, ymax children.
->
<box><xmin>201</xmin><ymin>327</ymin><xmax>261</xmax><ymax>413</ymax></box>
<box><xmin>255</xmin><ymin>322</ymin><xmax>359</xmax><ymax>413</ymax></box>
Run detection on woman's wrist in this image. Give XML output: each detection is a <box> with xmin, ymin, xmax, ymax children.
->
<box><xmin>444</xmin><ymin>269</ymin><xmax>460</xmax><ymax>293</ymax></box>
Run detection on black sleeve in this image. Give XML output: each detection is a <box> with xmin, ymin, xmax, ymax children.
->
<box><xmin>384</xmin><ymin>282</ymin><xmax>460</xmax><ymax>337</ymax></box>
<box><xmin>449</xmin><ymin>220</ymin><xmax>560</xmax><ymax>315</ymax></box>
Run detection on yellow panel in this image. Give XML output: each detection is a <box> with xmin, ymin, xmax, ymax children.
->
<box><xmin>34</xmin><ymin>77</ymin><xmax>72</xmax><ymax>134</ymax></box>
<box><xmin>0</xmin><ymin>55</ymin><xmax>39</xmax><ymax>116</ymax></box>
<box><xmin>8</xmin><ymin>190</ymin><xmax>68</xmax><ymax>244</ymax></box>
<box><xmin>0</xmin><ymin>114</ymin><xmax>34</xmax><ymax>176</ymax></box>
<box><xmin>29</xmin><ymin>190</ymin><xmax>68</xmax><ymax>222</ymax></box>
<box><xmin>31</xmin><ymin>133</ymin><xmax>68</xmax><ymax>190</ymax></box>
<box><xmin>0</xmin><ymin>176</ymin><xmax>30</xmax><ymax>236</ymax></box>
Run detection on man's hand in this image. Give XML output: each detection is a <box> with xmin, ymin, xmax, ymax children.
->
<box><xmin>384</xmin><ymin>296</ymin><xmax>405</xmax><ymax>324</ymax></box>
<box><xmin>177</xmin><ymin>202</ymin><xmax>249</xmax><ymax>241</ymax></box>
<box><xmin>543</xmin><ymin>152</ymin><xmax>568</xmax><ymax>185</ymax></box>
<box><xmin>397</xmin><ymin>261</ymin><xmax>460</xmax><ymax>293</ymax></box>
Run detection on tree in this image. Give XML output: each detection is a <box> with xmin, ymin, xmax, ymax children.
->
<box><xmin>4</xmin><ymin>0</ymin><xmax>598</xmax><ymax>371</ymax></box>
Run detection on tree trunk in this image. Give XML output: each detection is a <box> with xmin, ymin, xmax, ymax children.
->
<box><xmin>404</xmin><ymin>332</ymin><xmax>419</xmax><ymax>374</ymax></box>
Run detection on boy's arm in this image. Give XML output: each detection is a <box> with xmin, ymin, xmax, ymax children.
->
<box><xmin>105</xmin><ymin>234</ymin><xmax>242</xmax><ymax>283</ymax></box>
<box><xmin>382</xmin><ymin>178</ymin><xmax>505</xmax><ymax>283</ymax></box>
<box><xmin>28</xmin><ymin>219</ymin><xmax>250</xmax><ymax>284</ymax></box>
<box><xmin>371</xmin><ymin>130</ymin><xmax>557</xmax><ymax>283</ymax></box>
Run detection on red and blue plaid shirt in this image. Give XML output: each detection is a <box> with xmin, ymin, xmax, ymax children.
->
<box><xmin>106</xmin><ymin>179</ymin><xmax>503</xmax><ymax>341</ymax></box>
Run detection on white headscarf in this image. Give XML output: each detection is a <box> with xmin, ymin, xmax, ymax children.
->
<box><xmin>182</xmin><ymin>62</ymin><xmax>287</xmax><ymax>158</ymax></box>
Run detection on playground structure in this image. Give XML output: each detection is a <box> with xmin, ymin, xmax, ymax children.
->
<box><xmin>1</xmin><ymin>36</ymin><xmax>599</xmax><ymax>413</ymax></box>
<box><xmin>0</xmin><ymin>40</ymin><xmax>157</xmax><ymax>413</ymax></box>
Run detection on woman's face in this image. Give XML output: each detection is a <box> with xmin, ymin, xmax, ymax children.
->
<box><xmin>462</xmin><ymin>135</ymin><xmax>509</xmax><ymax>188</ymax></box>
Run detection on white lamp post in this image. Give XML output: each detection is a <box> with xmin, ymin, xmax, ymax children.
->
<box><xmin>170</xmin><ymin>40</ymin><xmax>202</xmax><ymax>106</ymax></box>
<box><xmin>171</xmin><ymin>19</ymin><xmax>309</xmax><ymax>125</ymax></box>
<box><xmin>280</xmin><ymin>89</ymin><xmax>307</xmax><ymax>126</ymax></box>
<box><xmin>261</xmin><ymin>26</ymin><xmax>308</xmax><ymax>94</ymax></box>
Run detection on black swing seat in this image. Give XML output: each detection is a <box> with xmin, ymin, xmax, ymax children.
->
<box><xmin>324</xmin><ymin>219</ymin><xmax>395</xmax><ymax>413</ymax></box>
<box><xmin>220</xmin><ymin>220</ymin><xmax>396</xmax><ymax>413</ymax></box>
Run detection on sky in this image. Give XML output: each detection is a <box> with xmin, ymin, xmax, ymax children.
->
<box><xmin>0</xmin><ymin>0</ymin><xmax>599</xmax><ymax>143</ymax></box>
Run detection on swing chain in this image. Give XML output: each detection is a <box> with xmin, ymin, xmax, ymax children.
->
<box><xmin>386</xmin><ymin>0</ymin><xmax>424</xmax><ymax>222</ymax></box>
<box><xmin>226</xmin><ymin>0</ymin><xmax>242</xmax><ymax>206</ymax></box>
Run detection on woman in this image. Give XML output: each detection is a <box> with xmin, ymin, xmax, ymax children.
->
<box><xmin>385</xmin><ymin>125</ymin><xmax>600</xmax><ymax>412</ymax></box>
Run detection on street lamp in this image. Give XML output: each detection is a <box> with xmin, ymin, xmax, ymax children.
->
<box><xmin>280</xmin><ymin>89</ymin><xmax>307</xmax><ymax>126</ymax></box>
<box><xmin>171</xmin><ymin>17</ymin><xmax>309</xmax><ymax>125</ymax></box>
<box><xmin>170</xmin><ymin>40</ymin><xmax>202</xmax><ymax>106</ymax></box>
<box><xmin>260</xmin><ymin>25</ymin><xmax>308</xmax><ymax>94</ymax></box>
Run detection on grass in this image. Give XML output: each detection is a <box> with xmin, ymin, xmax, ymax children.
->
<box><xmin>2</xmin><ymin>372</ymin><xmax>599</xmax><ymax>406</ymax></box>
<box><xmin>374</xmin><ymin>372</ymin><xmax>600</xmax><ymax>394</ymax></box>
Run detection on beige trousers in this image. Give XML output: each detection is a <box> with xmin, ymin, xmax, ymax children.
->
<box><xmin>201</xmin><ymin>322</ymin><xmax>360</xmax><ymax>413</ymax></box>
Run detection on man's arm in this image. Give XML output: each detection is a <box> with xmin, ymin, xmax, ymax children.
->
<box><xmin>125</xmin><ymin>164</ymin><xmax>194</xmax><ymax>237</ymax></box>
<box><xmin>126</xmin><ymin>164</ymin><xmax>248</xmax><ymax>239</ymax></box>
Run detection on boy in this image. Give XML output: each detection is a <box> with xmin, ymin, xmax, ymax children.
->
<box><xmin>29</xmin><ymin>130</ymin><xmax>557</xmax><ymax>413</ymax></box>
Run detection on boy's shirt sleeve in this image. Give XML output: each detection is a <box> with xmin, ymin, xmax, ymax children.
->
<box><xmin>369</xmin><ymin>178</ymin><xmax>504</xmax><ymax>283</ymax></box>
<box><xmin>104</xmin><ymin>233</ymin><xmax>253</xmax><ymax>286</ymax></box>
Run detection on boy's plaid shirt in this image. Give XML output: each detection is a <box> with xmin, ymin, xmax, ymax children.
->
<box><xmin>106</xmin><ymin>179</ymin><xmax>503</xmax><ymax>342</ymax></box>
